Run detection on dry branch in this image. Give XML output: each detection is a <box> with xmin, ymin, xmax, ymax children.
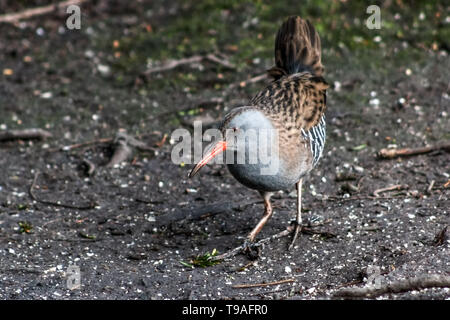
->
<box><xmin>323</xmin><ymin>194</ymin><xmax>412</xmax><ymax>202</ymax></box>
<box><xmin>378</xmin><ymin>142</ymin><xmax>450</xmax><ymax>159</ymax></box>
<box><xmin>58</xmin><ymin>137</ymin><xmax>113</xmax><ymax>152</ymax></box>
<box><xmin>232</xmin><ymin>278</ymin><xmax>295</xmax><ymax>289</ymax></box>
<box><xmin>373</xmin><ymin>184</ymin><xmax>409</xmax><ymax>197</ymax></box>
<box><xmin>334</xmin><ymin>274</ymin><xmax>450</xmax><ymax>298</ymax></box>
<box><xmin>0</xmin><ymin>128</ymin><xmax>52</xmax><ymax>141</ymax></box>
<box><xmin>0</xmin><ymin>0</ymin><xmax>88</xmax><ymax>24</ymax></box>
<box><xmin>227</xmin><ymin>73</ymin><xmax>268</xmax><ymax>90</ymax></box>
<box><xmin>144</xmin><ymin>54</ymin><xmax>235</xmax><ymax>75</ymax></box>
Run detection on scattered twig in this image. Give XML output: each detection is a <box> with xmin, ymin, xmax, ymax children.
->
<box><xmin>322</xmin><ymin>194</ymin><xmax>408</xmax><ymax>202</ymax></box>
<box><xmin>41</xmin><ymin>218</ymin><xmax>64</xmax><ymax>228</ymax></box>
<box><xmin>0</xmin><ymin>0</ymin><xmax>87</xmax><ymax>24</ymax></box>
<box><xmin>235</xmin><ymin>260</ymin><xmax>257</xmax><ymax>272</ymax></box>
<box><xmin>144</xmin><ymin>53</ymin><xmax>235</xmax><ymax>75</ymax></box>
<box><xmin>29</xmin><ymin>172</ymin><xmax>95</xmax><ymax>210</ymax></box>
<box><xmin>232</xmin><ymin>278</ymin><xmax>295</xmax><ymax>289</ymax></box>
<box><xmin>249</xmin><ymin>288</ymin><xmax>293</xmax><ymax>297</ymax></box>
<box><xmin>203</xmin><ymin>53</ymin><xmax>236</xmax><ymax>70</ymax></box>
<box><xmin>0</xmin><ymin>128</ymin><xmax>52</xmax><ymax>142</ymax></box>
<box><xmin>145</xmin><ymin>55</ymin><xmax>203</xmax><ymax>74</ymax></box>
<box><xmin>226</xmin><ymin>73</ymin><xmax>268</xmax><ymax>91</ymax></box>
<box><xmin>427</xmin><ymin>180</ymin><xmax>435</xmax><ymax>194</ymax></box>
<box><xmin>56</xmin><ymin>137</ymin><xmax>113</xmax><ymax>152</ymax></box>
<box><xmin>373</xmin><ymin>184</ymin><xmax>408</xmax><ymax>197</ymax></box>
<box><xmin>444</xmin><ymin>180</ymin><xmax>450</xmax><ymax>188</ymax></box>
<box><xmin>433</xmin><ymin>226</ymin><xmax>448</xmax><ymax>247</ymax></box>
<box><xmin>334</xmin><ymin>274</ymin><xmax>450</xmax><ymax>298</ymax></box>
<box><xmin>81</xmin><ymin>158</ymin><xmax>96</xmax><ymax>176</ymax></box>
<box><xmin>53</xmin><ymin>237</ymin><xmax>104</xmax><ymax>242</ymax></box>
<box><xmin>0</xmin><ymin>268</ymin><xmax>42</xmax><ymax>274</ymax></box>
<box><xmin>155</xmin><ymin>133</ymin><xmax>168</xmax><ymax>148</ymax></box>
<box><xmin>378</xmin><ymin>142</ymin><xmax>450</xmax><ymax>159</ymax></box>
<box><xmin>335</xmin><ymin>279</ymin><xmax>365</xmax><ymax>290</ymax></box>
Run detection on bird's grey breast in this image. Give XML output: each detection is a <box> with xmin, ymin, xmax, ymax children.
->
<box><xmin>224</xmin><ymin>108</ymin><xmax>299</xmax><ymax>191</ymax></box>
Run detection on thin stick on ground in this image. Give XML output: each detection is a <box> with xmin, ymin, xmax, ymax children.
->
<box><xmin>29</xmin><ymin>172</ymin><xmax>95</xmax><ymax>210</ymax></box>
<box><xmin>334</xmin><ymin>274</ymin><xmax>450</xmax><ymax>298</ymax></box>
<box><xmin>378</xmin><ymin>142</ymin><xmax>450</xmax><ymax>159</ymax></box>
<box><xmin>56</xmin><ymin>137</ymin><xmax>113</xmax><ymax>152</ymax></box>
<box><xmin>373</xmin><ymin>184</ymin><xmax>408</xmax><ymax>197</ymax></box>
<box><xmin>144</xmin><ymin>54</ymin><xmax>235</xmax><ymax>75</ymax></box>
<box><xmin>0</xmin><ymin>128</ymin><xmax>52</xmax><ymax>141</ymax></box>
<box><xmin>427</xmin><ymin>180</ymin><xmax>435</xmax><ymax>193</ymax></box>
<box><xmin>232</xmin><ymin>278</ymin><xmax>295</xmax><ymax>289</ymax></box>
<box><xmin>322</xmin><ymin>194</ymin><xmax>414</xmax><ymax>202</ymax></box>
<box><xmin>226</xmin><ymin>73</ymin><xmax>268</xmax><ymax>91</ymax></box>
<box><xmin>0</xmin><ymin>0</ymin><xmax>87</xmax><ymax>24</ymax></box>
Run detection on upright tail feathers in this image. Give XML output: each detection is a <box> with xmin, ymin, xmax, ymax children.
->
<box><xmin>268</xmin><ymin>16</ymin><xmax>324</xmax><ymax>80</ymax></box>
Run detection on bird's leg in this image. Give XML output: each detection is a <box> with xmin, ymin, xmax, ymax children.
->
<box><xmin>242</xmin><ymin>192</ymin><xmax>273</xmax><ymax>258</ymax></box>
<box><xmin>247</xmin><ymin>192</ymin><xmax>273</xmax><ymax>242</ymax></box>
<box><xmin>288</xmin><ymin>179</ymin><xmax>303</xmax><ymax>250</ymax></box>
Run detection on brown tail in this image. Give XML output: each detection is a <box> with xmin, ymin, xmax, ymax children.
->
<box><xmin>268</xmin><ymin>16</ymin><xmax>324</xmax><ymax>80</ymax></box>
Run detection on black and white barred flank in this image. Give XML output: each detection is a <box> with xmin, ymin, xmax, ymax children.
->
<box><xmin>301</xmin><ymin>116</ymin><xmax>326</xmax><ymax>166</ymax></box>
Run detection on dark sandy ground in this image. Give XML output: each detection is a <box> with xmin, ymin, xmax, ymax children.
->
<box><xmin>0</xmin><ymin>1</ymin><xmax>449</xmax><ymax>299</ymax></box>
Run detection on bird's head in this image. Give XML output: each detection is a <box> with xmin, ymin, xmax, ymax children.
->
<box><xmin>189</xmin><ymin>107</ymin><xmax>277</xmax><ymax>178</ymax></box>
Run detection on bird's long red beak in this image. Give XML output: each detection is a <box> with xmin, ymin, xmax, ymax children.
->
<box><xmin>189</xmin><ymin>141</ymin><xmax>227</xmax><ymax>178</ymax></box>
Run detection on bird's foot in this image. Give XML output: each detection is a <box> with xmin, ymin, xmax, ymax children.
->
<box><xmin>288</xmin><ymin>221</ymin><xmax>302</xmax><ymax>251</ymax></box>
<box><xmin>242</xmin><ymin>239</ymin><xmax>260</xmax><ymax>260</ymax></box>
